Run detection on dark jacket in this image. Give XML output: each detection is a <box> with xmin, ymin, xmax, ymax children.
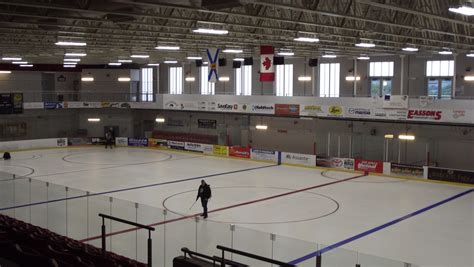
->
<box><xmin>196</xmin><ymin>184</ymin><xmax>211</xmax><ymax>200</ymax></box>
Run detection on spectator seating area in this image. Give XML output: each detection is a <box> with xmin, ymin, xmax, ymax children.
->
<box><xmin>0</xmin><ymin>214</ymin><xmax>146</xmax><ymax>267</ymax></box>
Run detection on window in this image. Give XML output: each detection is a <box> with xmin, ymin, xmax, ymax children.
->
<box><xmin>169</xmin><ymin>67</ymin><xmax>183</xmax><ymax>95</ymax></box>
<box><xmin>319</xmin><ymin>63</ymin><xmax>340</xmax><ymax>97</ymax></box>
<box><xmin>200</xmin><ymin>66</ymin><xmax>215</xmax><ymax>95</ymax></box>
<box><xmin>276</xmin><ymin>64</ymin><xmax>293</xmax><ymax>96</ymax></box>
<box><xmin>235</xmin><ymin>65</ymin><xmax>252</xmax><ymax>96</ymax></box>
<box><xmin>140</xmin><ymin>68</ymin><xmax>153</xmax><ymax>101</ymax></box>
<box><xmin>426</xmin><ymin>60</ymin><xmax>454</xmax><ymax>99</ymax></box>
<box><xmin>369</xmin><ymin>61</ymin><xmax>394</xmax><ymax>97</ymax></box>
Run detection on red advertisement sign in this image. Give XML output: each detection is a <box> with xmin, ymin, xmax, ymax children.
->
<box><xmin>275</xmin><ymin>104</ymin><xmax>300</xmax><ymax>116</ymax></box>
<box><xmin>229</xmin><ymin>146</ymin><xmax>251</xmax><ymax>158</ymax></box>
<box><xmin>355</xmin><ymin>159</ymin><xmax>383</xmax><ymax>173</ymax></box>
<box><xmin>407</xmin><ymin>109</ymin><xmax>442</xmax><ymax>121</ymax></box>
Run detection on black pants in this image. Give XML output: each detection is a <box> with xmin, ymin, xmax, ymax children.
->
<box><xmin>105</xmin><ymin>139</ymin><xmax>113</xmax><ymax>149</ymax></box>
<box><xmin>201</xmin><ymin>198</ymin><xmax>208</xmax><ymax>217</ymax></box>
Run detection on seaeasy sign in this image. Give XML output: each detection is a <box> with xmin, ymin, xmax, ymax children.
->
<box><xmin>251</xmin><ymin>149</ymin><xmax>278</xmax><ymax>162</ymax></box>
<box><xmin>128</xmin><ymin>138</ymin><xmax>148</xmax><ymax>147</ymax></box>
<box><xmin>281</xmin><ymin>152</ymin><xmax>316</xmax><ymax>167</ymax></box>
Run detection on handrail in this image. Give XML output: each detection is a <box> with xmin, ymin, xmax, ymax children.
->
<box><xmin>216</xmin><ymin>245</ymin><xmax>295</xmax><ymax>267</ymax></box>
<box><xmin>181</xmin><ymin>247</ymin><xmax>249</xmax><ymax>267</ymax></box>
<box><xmin>181</xmin><ymin>247</ymin><xmax>215</xmax><ymax>262</ymax></box>
<box><xmin>99</xmin><ymin>213</ymin><xmax>155</xmax><ymax>266</ymax></box>
<box><xmin>99</xmin><ymin>213</ymin><xmax>155</xmax><ymax>231</ymax></box>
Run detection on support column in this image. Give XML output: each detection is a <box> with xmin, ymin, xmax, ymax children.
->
<box><xmin>452</xmin><ymin>54</ymin><xmax>457</xmax><ymax>99</ymax></box>
<box><xmin>353</xmin><ymin>58</ymin><xmax>358</xmax><ymax>97</ymax></box>
<box><xmin>400</xmin><ymin>55</ymin><xmax>406</xmax><ymax>95</ymax></box>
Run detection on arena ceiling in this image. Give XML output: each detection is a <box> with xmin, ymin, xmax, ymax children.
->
<box><xmin>0</xmin><ymin>0</ymin><xmax>473</xmax><ymax>64</ymax></box>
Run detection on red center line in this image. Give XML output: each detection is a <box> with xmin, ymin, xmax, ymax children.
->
<box><xmin>80</xmin><ymin>172</ymin><xmax>367</xmax><ymax>243</ymax></box>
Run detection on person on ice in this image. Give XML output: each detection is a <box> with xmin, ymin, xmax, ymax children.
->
<box><xmin>196</xmin><ymin>180</ymin><xmax>212</xmax><ymax>219</ymax></box>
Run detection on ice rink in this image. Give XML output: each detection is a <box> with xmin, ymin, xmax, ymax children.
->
<box><xmin>0</xmin><ymin>146</ymin><xmax>473</xmax><ymax>267</ymax></box>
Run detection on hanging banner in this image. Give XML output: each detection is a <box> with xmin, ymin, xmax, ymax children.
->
<box><xmin>260</xmin><ymin>46</ymin><xmax>275</xmax><ymax>82</ymax></box>
<box><xmin>206</xmin><ymin>48</ymin><xmax>220</xmax><ymax>83</ymax></box>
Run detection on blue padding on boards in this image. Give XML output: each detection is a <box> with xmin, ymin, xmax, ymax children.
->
<box><xmin>288</xmin><ymin>188</ymin><xmax>474</xmax><ymax>265</ymax></box>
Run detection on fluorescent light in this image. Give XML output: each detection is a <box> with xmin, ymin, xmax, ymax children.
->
<box><xmin>384</xmin><ymin>134</ymin><xmax>394</xmax><ymax>139</ymax></box>
<box><xmin>64</xmin><ymin>58</ymin><xmax>80</xmax><ymax>62</ymax></box>
<box><xmin>81</xmin><ymin>77</ymin><xmax>94</xmax><ymax>82</ymax></box>
<box><xmin>223</xmin><ymin>49</ymin><xmax>243</xmax><ymax>53</ymax></box>
<box><xmin>65</xmin><ymin>53</ymin><xmax>86</xmax><ymax>57</ymax></box>
<box><xmin>294</xmin><ymin>37</ymin><xmax>319</xmax><ymax>43</ymax></box>
<box><xmin>20</xmin><ymin>64</ymin><xmax>33</xmax><ymax>67</ymax></box>
<box><xmin>187</xmin><ymin>56</ymin><xmax>203</xmax><ymax>60</ymax></box>
<box><xmin>63</xmin><ymin>62</ymin><xmax>77</xmax><ymax>65</ymax></box>
<box><xmin>467</xmin><ymin>51</ymin><xmax>474</xmax><ymax>57</ymax></box>
<box><xmin>118</xmin><ymin>77</ymin><xmax>131</xmax><ymax>82</ymax></box>
<box><xmin>88</xmin><ymin>118</ymin><xmax>100</xmax><ymax>122</ymax></box>
<box><xmin>0</xmin><ymin>71</ymin><xmax>11</xmax><ymax>74</ymax></box>
<box><xmin>298</xmin><ymin>76</ymin><xmax>311</xmax><ymax>81</ymax></box>
<box><xmin>155</xmin><ymin>118</ymin><xmax>165</xmax><ymax>123</ymax></box>
<box><xmin>219</xmin><ymin>76</ymin><xmax>230</xmax><ymax>82</ymax></box>
<box><xmin>2</xmin><ymin>57</ymin><xmax>21</xmax><ymax>61</ymax></box>
<box><xmin>233</xmin><ymin>58</ymin><xmax>245</xmax><ymax>61</ymax></box>
<box><xmin>357</xmin><ymin>55</ymin><xmax>370</xmax><ymax>60</ymax></box>
<box><xmin>355</xmin><ymin>42</ymin><xmax>376</xmax><ymax>48</ymax></box>
<box><xmin>130</xmin><ymin>55</ymin><xmax>149</xmax><ymax>58</ymax></box>
<box><xmin>438</xmin><ymin>50</ymin><xmax>452</xmax><ymax>55</ymax></box>
<box><xmin>164</xmin><ymin>60</ymin><xmax>178</xmax><ymax>64</ymax></box>
<box><xmin>147</xmin><ymin>63</ymin><xmax>160</xmax><ymax>66</ymax></box>
<box><xmin>202</xmin><ymin>62</ymin><xmax>209</xmax><ymax>65</ymax></box>
<box><xmin>63</xmin><ymin>65</ymin><xmax>76</xmax><ymax>68</ymax></box>
<box><xmin>402</xmin><ymin>47</ymin><xmax>419</xmax><ymax>52</ymax></box>
<box><xmin>278</xmin><ymin>52</ymin><xmax>294</xmax><ymax>56</ymax></box>
<box><xmin>12</xmin><ymin>61</ymin><xmax>27</xmax><ymax>64</ymax></box>
<box><xmin>256</xmin><ymin>125</ymin><xmax>268</xmax><ymax>130</ymax></box>
<box><xmin>449</xmin><ymin>6</ymin><xmax>474</xmax><ymax>16</ymax></box>
<box><xmin>345</xmin><ymin>76</ymin><xmax>361</xmax><ymax>81</ymax></box>
<box><xmin>185</xmin><ymin>77</ymin><xmax>195</xmax><ymax>82</ymax></box>
<box><xmin>464</xmin><ymin>76</ymin><xmax>474</xmax><ymax>81</ymax></box>
<box><xmin>155</xmin><ymin>46</ymin><xmax>180</xmax><ymax>50</ymax></box>
<box><xmin>118</xmin><ymin>59</ymin><xmax>133</xmax><ymax>63</ymax></box>
<box><xmin>399</xmin><ymin>134</ymin><xmax>415</xmax><ymax>141</ymax></box>
<box><xmin>322</xmin><ymin>54</ymin><xmax>337</xmax><ymax>58</ymax></box>
<box><xmin>192</xmin><ymin>28</ymin><xmax>228</xmax><ymax>35</ymax></box>
<box><xmin>55</xmin><ymin>41</ymin><xmax>87</xmax><ymax>46</ymax></box>
<box><xmin>108</xmin><ymin>62</ymin><xmax>122</xmax><ymax>66</ymax></box>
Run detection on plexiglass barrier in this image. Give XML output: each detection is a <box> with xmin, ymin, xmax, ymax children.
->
<box><xmin>0</xmin><ymin>174</ymin><xmax>419</xmax><ymax>267</ymax></box>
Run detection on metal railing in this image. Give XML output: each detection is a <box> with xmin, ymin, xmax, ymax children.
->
<box><xmin>99</xmin><ymin>213</ymin><xmax>155</xmax><ymax>266</ymax></box>
<box><xmin>216</xmin><ymin>245</ymin><xmax>295</xmax><ymax>267</ymax></box>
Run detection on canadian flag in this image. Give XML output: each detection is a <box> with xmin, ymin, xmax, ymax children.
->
<box><xmin>260</xmin><ymin>46</ymin><xmax>274</xmax><ymax>82</ymax></box>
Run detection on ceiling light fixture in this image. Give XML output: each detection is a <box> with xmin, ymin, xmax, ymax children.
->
<box><xmin>466</xmin><ymin>51</ymin><xmax>474</xmax><ymax>57</ymax></box>
<box><xmin>2</xmin><ymin>57</ymin><xmax>22</xmax><ymax>61</ymax></box>
<box><xmin>63</xmin><ymin>62</ymin><xmax>77</xmax><ymax>65</ymax></box>
<box><xmin>355</xmin><ymin>40</ymin><xmax>376</xmax><ymax>48</ymax></box>
<box><xmin>233</xmin><ymin>58</ymin><xmax>245</xmax><ymax>61</ymax></box>
<box><xmin>118</xmin><ymin>77</ymin><xmax>131</xmax><ymax>82</ymax></box>
<box><xmin>63</xmin><ymin>65</ymin><xmax>76</xmax><ymax>68</ymax></box>
<box><xmin>55</xmin><ymin>41</ymin><xmax>87</xmax><ymax>46</ymax></box>
<box><xmin>219</xmin><ymin>76</ymin><xmax>230</xmax><ymax>82</ymax></box>
<box><xmin>0</xmin><ymin>71</ymin><xmax>12</xmax><ymax>74</ymax></box>
<box><xmin>322</xmin><ymin>53</ymin><xmax>337</xmax><ymax>58</ymax></box>
<box><xmin>438</xmin><ymin>50</ymin><xmax>453</xmax><ymax>55</ymax></box>
<box><xmin>130</xmin><ymin>55</ymin><xmax>149</xmax><ymax>58</ymax></box>
<box><xmin>64</xmin><ymin>58</ymin><xmax>80</xmax><ymax>62</ymax></box>
<box><xmin>345</xmin><ymin>76</ymin><xmax>361</xmax><ymax>81</ymax></box>
<box><xmin>164</xmin><ymin>60</ymin><xmax>178</xmax><ymax>64</ymax></box>
<box><xmin>65</xmin><ymin>53</ymin><xmax>87</xmax><ymax>57</ymax></box>
<box><xmin>294</xmin><ymin>37</ymin><xmax>319</xmax><ymax>43</ymax></box>
<box><xmin>186</xmin><ymin>56</ymin><xmax>203</xmax><ymax>60</ymax></box>
<box><xmin>402</xmin><ymin>47</ymin><xmax>419</xmax><ymax>52</ymax></box>
<box><xmin>277</xmin><ymin>51</ymin><xmax>294</xmax><ymax>56</ymax></box>
<box><xmin>118</xmin><ymin>59</ymin><xmax>133</xmax><ymax>63</ymax></box>
<box><xmin>399</xmin><ymin>134</ymin><xmax>415</xmax><ymax>141</ymax></box>
<box><xmin>449</xmin><ymin>6</ymin><xmax>474</xmax><ymax>16</ymax></box>
<box><xmin>12</xmin><ymin>61</ymin><xmax>27</xmax><ymax>64</ymax></box>
<box><xmin>88</xmin><ymin>118</ymin><xmax>100</xmax><ymax>122</ymax></box>
<box><xmin>256</xmin><ymin>125</ymin><xmax>268</xmax><ymax>130</ymax></box>
<box><xmin>223</xmin><ymin>49</ymin><xmax>243</xmax><ymax>53</ymax></box>
<box><xmin>357</xmin><ymin>55</ymin><xmax>370</xmax><ymax>60</ymax></box>
<box><xmin>155</xmin><ymin>118</ymin><xmax>165</xmax><ymax>123</ymax></box>
<box><xmin>464</xmin><ymin>76</ymin><xmax>474</xmax><ymax>81</ymax></box>
<box><xmin>155</xmin><ymin>46</ymin><xmax>180</xmax><ymax>50</ymax></box>
<box><xmin>81</xmin><ymin>77</ymin><xmax>94</xmax><ymax>82</ymax></box>
<box><xmin>185</xmin><ymin>77</ymin><xmax>195</xmax><ymax>82</ymax></box>
<box><xmin>20</xmin><ymin>65</ymin><xmax>33</xmax><ymax>67</ymax></box>
<box><xmin>192</xmin><ymin>28</ymin><xmax>228</xmax><ymax>35</ymax></box>
<box><xmin>384</xmin><ymin>134</ymin><xmax>394</xmax><ymax>139</ymax></box>
<box><xmin>298</xmin><ymin>76</ymin><xmax>311</xmax><ymax>81</ymax></box>
<box><xmin>108</xmin><ymin>62</ymin><xmax>122</xmax><ymax>66</ymax></box>
<box><xmin>147</xmin><ymin>63</ymin><xmax>160</xmax><ymax>66</ymax></box>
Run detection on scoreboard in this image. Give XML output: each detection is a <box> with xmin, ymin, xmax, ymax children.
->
<box><xmin>0</xmin><ymin>93</ymin><xmax>23</xmax><ymax>114</ymax></box>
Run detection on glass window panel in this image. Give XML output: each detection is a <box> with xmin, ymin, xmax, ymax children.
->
<box><xmin>169</xmin><ymin>67</ymin><xmax>182</xmax><ymax>95</ymax></box>
<box><xmin>371</xmin><ymin>79</ymin><xmax>381</xmax><ymax>97</ymax></box>
<box><xmin>448</xmin><ymin>60</ymin><xmax>454</xmax><ymax>76</ymax></box>
<box><xmin>427</xmin><ymin>79</ymin><xmax>439</xmax><ymax>97</ymax></box>
<box><xmin>244</xmin><ymin>65</ymin><xmax>252</xmax><ymax>95</ymax></box>
<box><xmin>382</xmin><ymin>79</ymin><xmax>392</xmax><ymax>95</ymax></box>
<box><xmin>441</xmin><ymin>79</ymin><xmax>452</xmax><ymax>99</ymax></box>
<box><xmin>235</xmin><ymin>67</ymin><xmax>242</xmax><ymax>95</ymax></box>
<box><xmin>440</xmin><ymin>60</ymin><xmax>449</xmax><ymax>76</ymax></box>
<box><xmin>432</xmin><ymin>61</ymin><xmax>441</xmax><ymax>76</ymax></box>
<box><xmin>426</xmin><ymin>61</ymin><xmax>432</xmax><ymax>76</ymax></box>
